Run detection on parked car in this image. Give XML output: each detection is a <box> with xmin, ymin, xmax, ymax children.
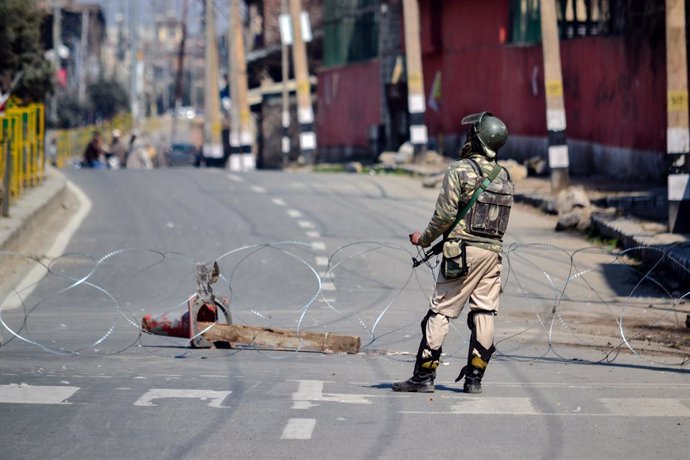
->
<box><xmin>164</xmin><ymin>143</ymin><xmax>202</xmax><ymax>167</ymax></box>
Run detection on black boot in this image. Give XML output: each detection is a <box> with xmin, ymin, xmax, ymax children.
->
<box><xmin>392</xmin><ymin>372</ymin><xmax>435</xmax><ymax>393</ymax></box>
<box><xmin>456</xmin><ymin>355</ymin><xmax>487</xmax><ymax>394</ymax></box>
<box><xmin>463</xmin><ymin>366</ymin><xmax>484</xmax><ymax>394</ymax></box>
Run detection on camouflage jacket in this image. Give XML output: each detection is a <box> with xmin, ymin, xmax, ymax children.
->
<box><xmin>419</xmin><ymin>150</ymin><xmax>511</xmax><ymax>253</ymax></box>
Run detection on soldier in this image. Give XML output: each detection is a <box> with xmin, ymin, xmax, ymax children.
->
<box><xmin>393</xmin><ymin>112</ymin><xmax>514</xmax><ymax>394</ymax></box>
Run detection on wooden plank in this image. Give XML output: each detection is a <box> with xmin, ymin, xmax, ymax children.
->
<box><xmin>197</xmin><ymin>322</ymin><xmax>360</xmax><ymax>354</ymax></box>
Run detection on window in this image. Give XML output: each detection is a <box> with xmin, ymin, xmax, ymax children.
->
<box><xmin>509</xmin><ymin>0</ymin><xmax>613</xmax><ymax>44</ymax></box>
<box><xmin>324</xmin><ymin>0</ymin><xmax>379</xmax><ymax>67</ymax></box>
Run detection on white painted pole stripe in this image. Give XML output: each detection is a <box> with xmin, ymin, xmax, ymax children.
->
<box><xmin>0</xmin><ymin>384</ymin><xmax>79</xmax><ymax>405</ymax></box>
<box><xmin>272</xmin><ymin>198</ymin><xmax>287</xmax><ymax>206</ymax></box>
<box><xmin>548</xmin><ymin>144</ymin><xmax>570</xmax><ymax>168</ymax></box>
<box><xmin>667</xmin><ymin>127</ymin><xmax>690</xmax><ymax>153</ymax></box>
<box><xmin>546</xmin><ymin>109</ymin><xmax>567</xmax><ymax>131</ymax></box>
<box><xmin>298</xmin><ymin>107</ymin><xmax>314</xmax><ymax>124</ymax></box>
<box><xmin>408</xmin><ymin>94</ymin><xmax>425</xmax><ymax>113</ymax></box>
<box><xmin>282</xmin><ymin>137</ymin><xmax>290</xmax><ymax>154</ymax></box>
<box><xmin>281</xmin><ymin>418</ymin><xmax>316</xmax><ymax>439</ymax></box>
<box><xmin>134</xmin><ymin>389</ymin><xmax>231</xmax><ymax>408</ymax></box>
<box><xmin>668</xmin><ymin>173</ymin><xmax>690</xmax><ymax>200</ymax></box>
<box><xmin>410</xmin><ymin>125</ymin><xmax>428</xmax><ymax>144</ymax></box>
<box><xmin>300</xmin><ymin>132</ymin><xmax>316</xmax><ymax>150</ymax></box>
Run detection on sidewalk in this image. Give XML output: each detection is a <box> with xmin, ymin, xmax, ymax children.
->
<box><xmin>0</xmin><ymin>166</ymin><xmax>67</xmax><ymax>252</ymax></box>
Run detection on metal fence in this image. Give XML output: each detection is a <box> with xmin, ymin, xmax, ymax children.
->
<box><xmin>0</xmin><ymin>103</ymin><xmax>45</xmax><ymax>216</ymax></box>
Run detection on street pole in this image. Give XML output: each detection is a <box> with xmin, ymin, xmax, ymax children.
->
<box><xmin>402</xmin><ymin>0</ymin><xmax>427</xmax><ymax>158</ymax></box>
<box><xmin>78</xmin><ymin>10</ymin><xmax>89</xmax><ymax>104</ymax></box>
<box><xmin>172</xmin><ymin>0</ymin><xmax>189</xmax><ymax>143</ymax></box>
<box><xmin>229</xmin><ymin>0</ymin><xmax>253</xmax><ymax>170</ymax></box>
<box><xmin>666</xmin><ymin>0</ymin><xmax>690</xmax><ymax>233</ymax></box>
<box><xmin>539</xmin><ymin>0</ymin><xmax>570</xmax><ymax>193</ymax></box>
<box><xmin>289</xmin><ymin>0</ymin><xmax>316</xmax><ymax>164</ymax></box>
<box><xmin>203</xmin><ymin>0</ymin><xmax>223</xmax><ymax>162</ymax></box>
<box><xmin>129</xmin><ymin>0</ymin><xmax>141</xmax><ymax>126</ymax></box>
<box><xmin>281</xmin><ymin>0</ymin><xmax>291</xmax><ymax>169</ymax></box>
<box><xmin>51</xmin><ymin>0</ymin><xmax>62</xmax><ymax>125</ymax></box>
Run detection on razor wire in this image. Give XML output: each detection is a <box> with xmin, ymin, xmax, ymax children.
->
<box><xmin>0</xmin><ymin>240</ymin><xmax>688</xmax><ymax>367</ymax></box>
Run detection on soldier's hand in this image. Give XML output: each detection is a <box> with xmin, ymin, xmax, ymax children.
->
<box><xmin>409</xmin><ymin>232</ymin><xmax>422</xmax><ymax>246</ymax></box>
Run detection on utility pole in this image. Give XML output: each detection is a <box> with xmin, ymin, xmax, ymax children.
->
<box><xmin>129</xmin><ymin>0</ymin><xmax>141</xmax><ymax>126</ymax></box>
<box><xmin>539</xmin><ymin>0</ymin><xmax>570</xmax><ymax>193</ymax></box>
<box><xmin>289</xmin><ymin>0</ymin><xmax>316</xmax><ymax>164</ymax></box>
<box><xmin>402</xmin><ymin>0</ymin><xmax>427</xmax><ymax>157</ymax></box>
<box><xmin>666</xmin><ymin>0</ymin><xmax>690</xmax><ymax>233</ymax></box>
<box><xmin>281</xmin><ymin>0</ymin><xmax>291</xmax><ymax>168</ymax></box>
<box><xmin>229</xmin><ymin>0</ymin><xmax>253</xmax><ymax>170</ymax></box>
<box><xmin>78</xmin><ymin>10</ymin><xmax>89</xmax><ymax>104</ymax></box>
<box><xmin>171</xmin><ymin>0</ymin><xmax>189</xmax><ymax>143</ymax></box>
<box><xmin>203</xmin><ymin>0</ymin><xmax>223</xmax><ymax>162</ymax></box>
<box><xmin>51</xmin><ymin>0</ymin><xmax>62</xmax><ymax>124</ymax></box>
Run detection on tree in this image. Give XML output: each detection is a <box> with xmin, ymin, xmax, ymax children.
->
<box><xmin>88</xmin><ymin>78</ymin><xmax>129</xmax><ymax>121</ymax></box>
<box><xmin>0</xmin><ymin>0</ymin><xmax>54</xmax><ymax>102</ymax></box>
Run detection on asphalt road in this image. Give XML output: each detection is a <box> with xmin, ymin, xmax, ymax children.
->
<box><xmin>1</xmin><ymin>167</ymin><xmax>688</xmax><ymax>459</ymax></box>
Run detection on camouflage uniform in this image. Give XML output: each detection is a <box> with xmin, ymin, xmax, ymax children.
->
<box><xmin>394</xmin><ymin>138</ymin><xmax>513</xmax><ymax>394</ymax></box>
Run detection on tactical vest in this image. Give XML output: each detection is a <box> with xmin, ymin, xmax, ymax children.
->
<box><xmin>464</xmin><ymin>159</ymin><xmax>514</xmax><ymax>240</ymax></box>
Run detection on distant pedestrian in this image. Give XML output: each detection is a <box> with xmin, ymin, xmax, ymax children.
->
<box><xmin>110</xmin><ymin>129</ymin><xmax>127</xmax><ymax>169</ymax></box>
<box><xmin>82</xmin><ymin>131</ymin><xmax>106</xmax><ymax>169</ymax></box>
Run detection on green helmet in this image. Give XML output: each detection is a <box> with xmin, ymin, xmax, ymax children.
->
<box><xmin>461</xmin><ymin>112</ymin><xmax>508</xmax><ymax>158</ymax></box>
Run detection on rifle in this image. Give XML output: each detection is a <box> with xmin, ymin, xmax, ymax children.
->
<box><xmin>411</xmin><ymin>240</ymin><xmax>444</xmax><ymax>268</ymax></box>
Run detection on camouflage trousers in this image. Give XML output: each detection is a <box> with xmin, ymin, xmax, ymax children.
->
<box><xmin>425</xmin><ymin>245</ymin><xmax>501</xmax><ymax>355</ymax></box>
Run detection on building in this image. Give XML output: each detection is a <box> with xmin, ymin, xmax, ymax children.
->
<box><xmin>316</xmin><ymin>0</ymin><xmax>671</xmax><ymax>181</ymax></box>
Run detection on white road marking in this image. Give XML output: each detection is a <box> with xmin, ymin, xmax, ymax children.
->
<box><xmin>134</xmin><ymin>389</ymin><xmax>231</xmax><ymax>408</ymax></box>
<box><xmin>306</xmin><ymin>231</ymin><xmax>320</xmax><ymax>238</ymax></box>
<box><xmin>227</xmin><ymin>174</ymin><xmax>244</xmax><ymax>182</ymax></box>
<box><xmin>451</xmin><ymin>397</ymin><xmax>537</xmax><ymax>415</ymax></box>
<box><xmin>287</xmin><ymin>209</ymin><xmax>302</xmax><ymax>218</ymax></box>
<box><xmin>272</xmin><ymin>198</ymin><xmax>286</xmax><ymax>206</ymax></box>
<box><xmin>291</xmin><ymin>380</ymin><xmax>373</xmax><ymax>408</ymax></box>
<box><xmin>1</xmin><ymin>181</ymin><xmax>92</xmax><ymax>311</ymax></box>
<box><xmin>298</xmin><ymin>220</ymin><xmax>315</xmax><ymax>229</ymax></box>
<box><xmin>281</xmin><ymin>418</ymin><xmax>316</xmax><ymax>440</ymax></box>
<box><xmin>312</xmin><ymin>242</ymin><xmax>326</xmax><ymax>251</ymax></box>
<box><xmin>600</xmin><ymin>398</ymin><xmax>690</xmax><ymax>417</ymax></box>
<box><xmin>251</xmin><ymin>186</ymin><xmax>266</xmax><ymax>194</ymax></box>
<box><xmin>401</xmin><ymin>398</ymin><xmax>690</xmax><ymax>417</ymax></box>
<box><xmin>321</xmin><ymin>282</ymin><xmax>336</xmax><ymax>291</ymax></box>
<box><xmin>0</xmin><ymin>384</ymin><xmax>79</xmax><ymax>405</ymax></box>
<box><xmin>315</xmin><ymin>256</ymin><xmax>329</xmax><ymax>266</ymax></box>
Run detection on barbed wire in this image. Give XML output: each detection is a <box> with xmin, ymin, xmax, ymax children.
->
<box><xmin>0</xmin><ymin>241</ymin><xmax>688</xmax><ymax>367</ymax></box>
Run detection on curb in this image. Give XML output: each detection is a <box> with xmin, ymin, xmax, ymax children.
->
<box><xmin>0</xmin><ymin>166</ymin><xmax>67</xmax><ymax>252</ymax></box>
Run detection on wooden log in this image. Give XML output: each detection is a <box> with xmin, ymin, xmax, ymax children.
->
<box><xmin>197</xmin><ymin>322</ymin><xmax>361</xmax><ymax>354</ymax></box>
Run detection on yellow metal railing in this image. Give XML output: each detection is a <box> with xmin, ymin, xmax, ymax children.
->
<box><xmin>1</xmin><ymin>103</ymin><xmax>45</xmax><ymax>213</ymax></box>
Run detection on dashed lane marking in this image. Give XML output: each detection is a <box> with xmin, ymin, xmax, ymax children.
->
<box><xmin>281</xmin><ymin>418</ymin><xmax>316</xmax><ymax>440</ymax></box>
<box><xmin>287</xmin><ymin>209</ymin><xmax>302</xmax><ymax>218</ymax></box>
<box><xmin>251</xmin><ymin>185</ymin><xmax>267</xmax><ymax>194</ymax></box>
<box><xmin>298</xmin><ymin>220</ymin><xmax>315</xmax><ymax>229</ymax></box>
<box><xmin>227</xmin><ymin>174</ymin><xmax>244</xmax><ymax>182</ymax></box>
<box><xmin>306</xmin><ymin>231</ymin><xmax>320</xmax><ymax>238</ymax></box>
<box><xmin>315</xmin><ymin>256</ymin><xmax>329</xmax><ymax>266</ymax></box>
<box><xmin>312</xmin><ymin>242</ymin><xmax>326</xmax><ymax>251</ymax></box>
<box><xmin>272</xmin><ymin>198</ymin><xmax>286</xmax><ymax>206</ymax></box>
